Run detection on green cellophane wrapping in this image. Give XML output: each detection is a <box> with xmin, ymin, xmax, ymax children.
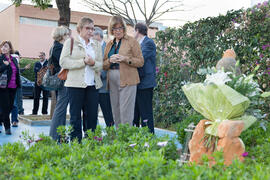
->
<box><xmin>182</xmin><ymin>83</ymin><xmax>256</xmax><ymax>136</ymax></box>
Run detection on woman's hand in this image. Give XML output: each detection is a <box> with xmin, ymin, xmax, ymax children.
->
<box><xmin>109</xmin><ymin>55</ymin><xmax>119</xmax><ymax>63</ymax></box>
<box><xmin>111</xmin><ymin>54</ymin><xmax>127</xmax><ymax>63</ymax></box>
<box><xmin>3</xmin><ymin>61</ymin><xmax>9</xmax><ymax>66</ymax></box>
<box><xmin>84</xmin><ymin>55</ymin><xmax>95</xmax><ymax>66</ymax></box>
<box><xmin>24</xmin><ymin>64</ymin><xmax>31</xmax><ymax>69</ymax></box>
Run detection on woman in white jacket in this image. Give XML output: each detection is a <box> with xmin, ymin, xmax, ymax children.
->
<box><xmin>60</xmin><ymin>17</ymin><xmax>103</xmax><ymax>142</ymax></box>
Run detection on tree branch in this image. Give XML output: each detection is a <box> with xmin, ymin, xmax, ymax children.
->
<box><xmin>83</xmin><ymin>0</ymin><xmax>185</xmax><ymax>26</ymax></box>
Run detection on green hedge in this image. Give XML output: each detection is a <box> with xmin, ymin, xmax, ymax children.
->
<box><xmin>154</xmin><ymin>1</ymin><xmax>270</xmax><ymax>126</ymax></box>
<box><xmin>1</xmin><ymin>125</ymin><xmax>270</xmax><ymax>179</ymax></box>
<box><xmin>19</xmin><ymin>58</ymin><xmax>37</xmax><ymax>82</ymax></box>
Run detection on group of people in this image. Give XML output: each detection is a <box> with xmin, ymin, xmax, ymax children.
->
<box><xmin>0</xmin><ymin>15</ymin><xmax>157</xmax><ymax>141</ymax></box>
<box><xmin>0</xmin><ymin>41</ymin><xmax>32</xmax><ymax>134</ymax></box>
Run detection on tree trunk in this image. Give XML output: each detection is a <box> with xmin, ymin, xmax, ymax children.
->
<box><xmin>56</xmin><ymin>0</ymin><xmax>71</xmax><ymax>27</ymax></box>
<box><xmin>49</xmin><ymin>0</ymin><xmax>70</xmax><ymax>118</ymax></box>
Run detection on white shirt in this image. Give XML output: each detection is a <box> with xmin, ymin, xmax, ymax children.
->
<box><xmin>11</xmin><ymin>54</ymin><xmax>20</xmax><ymax>62</ymax></box>
<box><xmin>40</xmin><ymin>60</ymin><xmax>46</xmax><ymax>66</ymax></box>
<box><xmin>101</xmin><ymin>40</ymin><xmax>105</xmax><ymax>47</ymax></box>
<box><xmin>139</xmin><ymin>36</ymin><xmax>146</xmax><ymax>45</ymax></box>
<box><xmin>79</xmin><ymin>36</ymin><xmax>96</xmax><ymax>86</ymax></box>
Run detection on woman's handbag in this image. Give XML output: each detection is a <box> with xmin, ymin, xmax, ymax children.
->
<box><xmin>41</xmin><ymin>45</ymin><xmax>64</xmax><ymax>91</ymax></box>
<box><xmin>37</xmin><ymin>66</ymin><xmax>48</xmax><ymax>86</ymax></box>
<box><xmin>0</xmin><ymin>70</ymin><xmax>8</xmax><ymax>88</ymax></box>
<box><xmin>57</xmin><ymin>69</ymin><xmax>68</xmax><ymax>80</ymax></box>
<box><xmin>42</xmin><ymin>66</ymin><xmax>64</xmax><ymax>91</ymax></box>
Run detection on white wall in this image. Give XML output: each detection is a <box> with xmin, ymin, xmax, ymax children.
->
<box><xmin>251</xmin><ymin>0</ymin><xmax>266</xmax><ymax>6</ymax></box>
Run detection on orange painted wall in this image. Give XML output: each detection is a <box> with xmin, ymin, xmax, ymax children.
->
<box><xmin>0</xmin><ymin>5</ymin><xmax>16</xmax><ymax>49</ymax></box>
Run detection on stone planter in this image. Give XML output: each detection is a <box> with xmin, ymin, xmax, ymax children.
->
<box><xmin>18</xmin><ymin>115</ymin><xmax>70</xmax><ymax>126</ymax></box>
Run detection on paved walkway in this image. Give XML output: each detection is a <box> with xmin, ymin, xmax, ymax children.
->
<box><xmin>0</xmin><ymin>99</ymin><xmax>181</xmax><ymax>148</ymax></box>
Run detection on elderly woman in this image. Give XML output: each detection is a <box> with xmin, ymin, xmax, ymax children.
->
<box><xmin>103</xmin><ymin>16</ymin><xmax>144</xmax><ymax>127</ymax></box>
<box><xmin>60</xmin><ymin>17</ymin><xmax>103</xmax><ymax>142</ymax></box>
<box><xmin>0</xmin><ymin>41</ymin><xmax>21</xmax><ymax>135</ymax></box>
<box><xmin>49</xmin><ymin>26</ymin><xmax>71</xmax><ymax>141</ymax></box>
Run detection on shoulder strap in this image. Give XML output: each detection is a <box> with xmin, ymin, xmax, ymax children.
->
<box><xmin>48</xmin><ymin>44</ymin><xmax>55</xmax><ymax>66</ymax></box>
<box><xmin>70</xmin><ymin>37</ymin><xmax>74</xmax><ymax>55</ymax></box>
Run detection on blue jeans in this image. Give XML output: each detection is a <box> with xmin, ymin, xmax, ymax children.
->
<box><xmin>11</xmin><ymin>89</ymin><xmax>19</xmax><ymax>123</ymax></box>
<box><xmin>17</xmin><ymin>87</ymin><xmax>24</xmax><ymax>114</ymax></box>
<box><xmin>49</xmin><ymin>87</ymin><xmax>69</xmax><ymax>141</ymax></box>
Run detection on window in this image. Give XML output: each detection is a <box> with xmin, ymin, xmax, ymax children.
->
<box><xmin>19</xmin><ymin>17</ymin><xmax>76</xmax><ymax>29</ymax></box>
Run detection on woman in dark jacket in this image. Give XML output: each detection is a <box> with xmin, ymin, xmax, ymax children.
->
<box><xmin>49</xmin><ymin>26</ymin><xmax>71</xmax><ymax>141</ymax></box>
<box><xmin>0</xmin><ymin>41</ymin><xmax>21</xmax><ymax>135</ymax></box>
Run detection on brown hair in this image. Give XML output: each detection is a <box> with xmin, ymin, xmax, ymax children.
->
<box><xmin>0</xmin><ymin>41</ymin><xmax>14</xmax><ymax>54</ymax></box>
<box><xmin>77</xmin><ymin>17</ymin><xmax>94</xmax><ymax>33</ymax></box>
<box><xmin>135</xmin><ymin>23</ymin><xmax>148</xmax><ymax>36</ymax></box>
<box><xmin>108</xmin><ymin>16</ymin><xmax>127</xmax><ymax>36</ymax></box>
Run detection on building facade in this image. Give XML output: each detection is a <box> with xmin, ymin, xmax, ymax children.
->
<box><xmin>0</xmin><ymin>4</ymin><xmax>158</xmax><ymax>58</ymax></box>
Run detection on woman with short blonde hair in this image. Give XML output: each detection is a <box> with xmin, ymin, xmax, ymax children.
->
<box><xmin>52</xmin><ymin>26</ymin><xmax>70</xmax><ymax>42</ymax></box>
<box><xmin>49</xmin><ymin>26</ymin><xmax>71</xmax><ymax>141</ymax></box>
<box><xmin>77</xmin><ymin>17</ymin><xmax>94</xmax><ymax>33</ymax></box>
<box><xmin>60</xmin><ymin>17</ymin><xmax>103</xmax><ymax>142</ymax></box>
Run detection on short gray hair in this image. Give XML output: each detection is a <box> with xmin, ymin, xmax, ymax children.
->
<box><xmin>52</xmin><ymin>26</ymin><xmax>69</xmax><ymax>41</ymax></box>
<box><xmin>93</xmin><ymin>27</ymin><xmax>104</xmax><ymax>39</ymax></box>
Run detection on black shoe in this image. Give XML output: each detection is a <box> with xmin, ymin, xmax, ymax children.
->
<box><xmin>12</xmin><ymin>122</ymin><xmax>18</xmax><ymax>127</ymax></box>
<box><xmin>5</xmin><ymin>129</ymin><xmax>11</xmax><ymax>135</ymax></box>
<box><xmin>31</xmin><ymin>113</ymin><xmax>37</xmax><ymax>115</ymax></box>
<box><xmin>19</xmin><ymin>112</ymin><xmax>24</xmax><ymax>115</ymax></box>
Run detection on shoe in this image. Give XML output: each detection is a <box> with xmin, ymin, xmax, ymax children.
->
<box><xmin>31</xmin><ymin>113</ymin><xmax>37</xmax><ymax>115</ymax></box>
<box><xmin>12</xmin><ymin>122</ymin><xmax>18</xmax><ymax>127</ymax></box>
<box><xmin>19</xmin><ymin>112</ymin><xmax>24</xmax><ymax>115</ymax></box>
<box><xmin>5</xmin><ymin>129</ymin><xmax>11</xmax><ymax>135</ymax></box>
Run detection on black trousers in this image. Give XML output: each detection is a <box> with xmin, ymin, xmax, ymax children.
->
<box><xmin>99</xmin><ymin>93</ymin><xmax>114</xmax><ymax>127</ymax></box>
<box><xmin>68</xmin><ymin>86</ymin><xmax>99</xmax><ymax>142</ymax></box>
<box><xmin>133</xmin><ymin>88</ymin><xmax>155</xmax><ymax>134</ymax></box>
<box><xmin>32</xmin><ymin>84</ymin><xmax>49</xmax><ymax>114</ymax></box>
<box><xmin>0</xmin><ymin>88</ymin><xmax>16</xmax><ymax>130</ymax></box>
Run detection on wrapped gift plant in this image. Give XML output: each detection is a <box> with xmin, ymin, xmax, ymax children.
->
<box><xmin>182</xmin><ymin>68</ymin><xmax>269</xmax><ymax>165</ymax></box>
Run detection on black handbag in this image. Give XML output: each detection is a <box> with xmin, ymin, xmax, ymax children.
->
<box><xmin>42</xmin><ymin>46</ymin><xmax>64</xmax><ymax>91</ymax></box>
<box><xmin>0</xmin><ymin>69</ymin><xmax>8</xmax><ymax>88</ymax></box>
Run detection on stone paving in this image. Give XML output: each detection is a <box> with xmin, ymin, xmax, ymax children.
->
<box><xmin>0</xmin><ymin>99</ymin><xmax>181</xmax><ymax>148</ymax></box>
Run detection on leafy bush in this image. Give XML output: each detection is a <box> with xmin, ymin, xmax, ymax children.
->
<box><xmin>0</xmin><ymin>125</ymin><xmax>270</xmax><ymax>179</ymax></box>
<box><xmin>154</xmin><ymin>1</ymin><xmax>270</xmax><ymax>127</ymax></box>
<box><xmin>241</xmin><ymin>120</ymin><xmax>270</xmax><ymax>147</ymax></box>
<box><xmin>19</xmin><ymin>58</ymin><xmax>37</xmax><ymax>81</ymax></box>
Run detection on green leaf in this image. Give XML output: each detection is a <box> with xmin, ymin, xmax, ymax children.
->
<box><xmin>261</xmin><ymin>92</ymin><xmax>270</xmax><ymax>98</ymax></box>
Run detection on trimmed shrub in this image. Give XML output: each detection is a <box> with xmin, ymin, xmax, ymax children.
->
<box><xmin>154</xmin><ymin>1</ymin><xmax>270</xmax><ymax>127</ymax></box>
<box><xmin>19</xmin><ymin>58</ymin><xmax>37</xmax><ymax>82</ymax></box>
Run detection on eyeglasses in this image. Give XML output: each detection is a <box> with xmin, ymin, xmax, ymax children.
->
<box><xmin>112</xmin><ymin>27</ymin><xmax>124</xmax><ymax>31</ymax></box>
<box><xmin>84</xmin><ymin>27</ymin><xmax>94</xmax><ymax>31</ymax></box>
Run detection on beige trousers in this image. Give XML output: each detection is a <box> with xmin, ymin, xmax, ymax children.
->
<box><xmin>108</xmin><ymin>70</ymin><xmax>137</xmax><ymax>127</ymax></box>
